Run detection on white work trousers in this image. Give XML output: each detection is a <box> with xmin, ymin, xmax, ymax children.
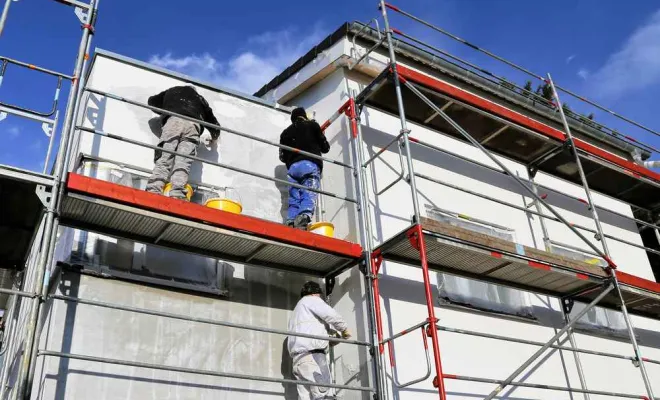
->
<box><xmin>292</xmin><ymin>352</ymin><xmax>336</xmax><ymax>400</ymax></box>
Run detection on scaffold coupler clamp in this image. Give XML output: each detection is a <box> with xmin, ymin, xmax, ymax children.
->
<box><xmin>369</xmin><ymin>251</ymin><xmax>384</xmax><ymax>278</ymax></box>
<box><xmin>603</xmin><ymin>255</ymin><xmax>618</xmax><ymax>272</ymax></box>
<box><xmin>398</xmin><ymin>129</ymin><xmax>411</xmax><ymax>145</ymax></box>
<box><xmin>407</xmin><ymin>230</ymin><xmax>421</xmax><ymax>250</ymax></box>
<box><xmin>425</xmin><ymin>318</ymin><xmax>438</xmax><ymax>337</ymax></box>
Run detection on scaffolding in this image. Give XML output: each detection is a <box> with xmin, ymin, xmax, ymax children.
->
<box><xmin>343</xmin><ymin>1</ymin><xmax>660</xmax><ymax>399</ymax></box>
<box><xmin>1</xmin><ymin>0</ymin><xmax>660</xmax><ymax>399</ymax></box>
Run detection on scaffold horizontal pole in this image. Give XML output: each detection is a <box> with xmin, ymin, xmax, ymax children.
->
<box><xmin>38</xmin><ymin>350</ymin><xmax>376</xmax><ymax>393</ymax></box>
<box><xmin>76</xmin><ymin>126</ymin><xmax>357</xmax><ymax>204</ymax></box>
<box><xmin>51</xmin><ymin>294</ymin><xmax>371</xmax><ymax>346</ymax></box>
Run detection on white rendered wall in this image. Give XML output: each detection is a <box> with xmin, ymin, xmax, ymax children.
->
<box><xmin>6</xmin><ymin>37</ymin><xmax>659</xmax><ymax>400</ymax></box>
<box><xmin>282</xmin><ymin>37</ymin><xmax>660</xmax><ymax>400</ymax></box>
<box><xmin>11</xmin><ymin>53</ymin><xmax>374</xmax><ymax>400</ymax></box>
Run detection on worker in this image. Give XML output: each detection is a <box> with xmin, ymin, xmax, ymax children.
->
<box><xmin>288</xmin><ymin>281</ymin><xmax>351</xmax><ymax>400</ymax></box>
<box><xmin>279</xmin><ymin>107</ymin><xmax>330</xmax><ymax>229</ymax></box>
<box><xmin>145</xmin><ymin>85</ymin><xmax>221</xmax><ymax>200</ymax></box>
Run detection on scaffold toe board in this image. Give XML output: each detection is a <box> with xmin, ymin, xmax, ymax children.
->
<box><xmin>0</xmin><ymin>165</ymin><xmax>53</xmax><ymax>270</ymax></box>
<box><xmin>60</xmin><ymin>173</ymin><xmax>362</xmax><ymax>276</ymax></box>
<box><xmin>362</xmin><ymin>65</ymin><xmax>660</xmax><ymax>210</ymax></box>
<box><xmin>376</xmin><ymin>218</ymin><xmax>610</xmax><ymax>296</ymax></box>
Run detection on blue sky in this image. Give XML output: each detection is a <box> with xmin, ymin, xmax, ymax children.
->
<box><xmin>1</xmin><ymin>0</ymin><xmax>660</xmax><ymax>172</ymax></box>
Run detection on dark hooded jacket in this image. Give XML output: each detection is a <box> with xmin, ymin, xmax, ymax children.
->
<box><xmin>148</xmin><ymin>86</ymin><xmax>221</xmax><ymax>139</ymax></box>
<box><xmin>279</xmin><ymin>117</ymin><xmax>330</xmax><ymax>172</ymax></box>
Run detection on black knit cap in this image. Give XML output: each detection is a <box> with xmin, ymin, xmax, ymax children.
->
<box><xmin>291</xmin><ymin>107</ymin><xmax>307</xmax><ymax>122</ymax></box>
<box><xmin>300</xmin><ymin>281</ymin><xmax>323</xmax><ymax>298</ymax></box>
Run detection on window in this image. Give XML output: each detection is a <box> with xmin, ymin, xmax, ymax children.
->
<box><xmin>61</xmin><ymin>159</ymin><xmax>240</xmax><ymax>296</ymax></box>
<box><xmin>569</xmin><ymin>302</ymin><xmax>628</xmax><ymax>337</ymax></box>
<box><xmin>426</xmin><ymin>205</ymin><xmax>535</xmax><ymax>319</ymax></box>
<box><xmin>550</xmin><ymin>245</ymin><xmax>627</xmax><ymax>335</ymax></box>
<box><xmin>550</xmin><ymin>244</ymin><xmax>607</xmax><ymax>268</ymax></box>
<box><xmin>67</xmin><ymin>229</ymin><xmax>232</xmax><ymax>296</ymax></box>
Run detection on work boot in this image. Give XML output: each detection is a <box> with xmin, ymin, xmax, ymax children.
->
<box><xmin>293</xmin><ymin>214</ymin><xmax>311</xmax><ymax>230</ymax></box>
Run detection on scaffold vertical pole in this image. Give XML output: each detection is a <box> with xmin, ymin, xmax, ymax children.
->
<box><xmin>0</xmin><ymin>0</ymin><xmax>11</xmax><ymax>37</ymax></box>
<box><xmin>379</xmin><ymin>0</ymin><xmax>421</xmax><ymax>223</ymax></box>
<box><xmin>528</xmin><ymin>173</ymin><xmax>591</xmax><ymax>399</ymax></box>
<box><xmin>409</xmin><ymin>225</ymin><xmax>446</xmax><ymax>399</ymax></box>
<box><xmin>14</xmin><ymin>1</ymin><xmax>97</xmax><ymax>399</ymax></box>
<box><xmin>348</xmin><ymin>93</ymin><xmax>387</xmax><ymax>399</ymax></box>
<box><xmin>547</xmin><ymin>74</ymin><xmax>656</xmax><ymax>400</ymax></box>
<box><xmin>560</xmin><ymin>306</ymin><xmax>591</xmax><ymax>400</ymax></box>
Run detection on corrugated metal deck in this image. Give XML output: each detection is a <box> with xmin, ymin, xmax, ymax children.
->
<box><xmin>0</xmin><ymin>165</ymin><xmax>52</xmax><ymax>270</ymax></box>
<box><xmin>374</xmin><ymin>220</ymin><xmax>660</xmax><ymax>320</ymax></box>
<box><xmin>60</xmin><ymin>173</ymin><xmax>362</xmax><ymax>277</ymax></box>
<box><xmin>586</xmin><ymin>271</ymin><xmax>660</xmax><ymax>321</ymax></box>
<box><xmin>364</xmin><ymin>64</ymin><xmax>660</xmax><ymax>211</ymax></box>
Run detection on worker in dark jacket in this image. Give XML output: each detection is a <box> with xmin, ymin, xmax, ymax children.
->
<box><xmin>279</xmin><ymin>107</ymin><xmax>330</xmax><ymax>229</ymax></box>
<box><xmin>145</xmin><ymin>85</ymin><xmax>221</xmax><ymax>200</ymax></box>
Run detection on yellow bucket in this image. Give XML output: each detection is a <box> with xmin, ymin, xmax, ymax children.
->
<box><xmin>205</xmin><ymin>198</ymin><xmax>243</xmax><ymax>214</ymax></box>
<box><xmin>309</xmin><ymin>222</ymin><xmax>334</xmax><ymax>237</ymax></box>
<box><xmin>163</xmin><ymin>183</ymin><xmax>193</xmax><ymax>201</ymax></box>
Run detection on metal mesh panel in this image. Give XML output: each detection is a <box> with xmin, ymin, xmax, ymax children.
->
<box><xmin>426</xmin><ymin>239</ymin><xmax>509</xmax><ymax>274</ymax></box>
<box><xmin>62</xmin><ymin>197</ymin><xmax>168</xmax><ymax>237</ymax></box>
<box><xmin>253</xmin><ymin>245</ymin><xmax>346</xmax><ymax>272</ymax></box>
<box><xmin>60</xmin><ymin>193</ymin><xmax>357</xmax><ymax>276</ymax></box>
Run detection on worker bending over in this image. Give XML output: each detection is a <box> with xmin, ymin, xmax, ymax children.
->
<box><xmin>288</xmin><ymin>281</ymin><xmax>351</xmax><ymax>400</ymax></box>
<box><xmin>279</xmin><ymin>107</ymin><xmax>330</xmax><ymax>229</ymax></box>
<box><xmin>145</xmin><ymin>85</ymin><xmax>220</xmax><ymax>200</ymax></box>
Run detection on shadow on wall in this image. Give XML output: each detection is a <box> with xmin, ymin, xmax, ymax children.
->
<box><xmin>50</xmin><ymin>269</ymin><xmax>82</xmax><ymax>400</ymax></box>
<box><xmin>361</xmin><ymin>120</ymin><xmax>640</xmax><ymax>233</ymax></box>
<box><xmin>339</xmin><ymin>267</ymin><xmax>374</xmax><ymax>400</ymax></box>
<box><xmin>280</xmin><ymin>338</ymin><xmax>297</xmax><ymax>400</ymax></box>
<box><xmin>44</xmin><ymin>369</ymin><xmax>289</xmax><ymax>399</ymax></box>
<box><xmin>39</xmin><ymin>269</ymin><xmax>307</xmax><ymax>399</ymax></box>
<box><xmin>377</xmin><ymin>272</ymin><xmax>660</xmax><ymax>350</ymax></box>
<box><xmin>274</xmin><ymin>165</ymin><xmax>289</xmax><ymax>223</ymax></box>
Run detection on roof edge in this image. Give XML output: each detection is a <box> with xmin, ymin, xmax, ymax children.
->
<box><xmin>90</xmin><ymin>48</ymin><xmax>292</xmax><ymax>114</ymax></box>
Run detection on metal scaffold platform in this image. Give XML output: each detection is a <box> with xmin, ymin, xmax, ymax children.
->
<box><xmin>61</xmin><ymin>173</ymin><xmax>362</xmax><ymax>276</ymax></box>
<box><xmin>374</xmin><ymin>218</ymin><xmax>660</xmax><ymax>320</ymax></box>
<box><xmin>360</xmin><ymin>64</ymin><xmax>660</xmax><ymax>211</ymax></box>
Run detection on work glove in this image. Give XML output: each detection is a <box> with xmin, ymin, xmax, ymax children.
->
<box><xmin>200</xmin><ymin>131</ymin><xmax>213</xmax><ymax>151</ymax></box>
<box><xmin>341</xmin><ymin>329</ymin><xmax>352</xmax><ymax>339</ymax></box>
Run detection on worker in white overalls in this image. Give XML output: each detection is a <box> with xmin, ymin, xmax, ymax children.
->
<box><xmin>288</xmin><ymin>281</ymin><xmax>351</xmax><ymax>400</ymax></box>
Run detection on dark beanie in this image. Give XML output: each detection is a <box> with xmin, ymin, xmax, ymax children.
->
<box><xmin>291</xmin><ymin>107</ymin><xmax>307</xmax><ymax>122</ymax></box>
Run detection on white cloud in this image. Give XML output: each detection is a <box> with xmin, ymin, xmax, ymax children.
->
<box><xmin>7</xmin><ymin>126</ymin><xmax>20</xmax><ymax>138</ymax></box>
<box><xmin>587</xmin><ymin>9</ymin><xmax>660</xmax><ymax>99</ymax></box>
<box><xmin>566</xmin><ymin>54</ymin><xmax>576</xmax><ymax>64</ymax></box>
<box><xmin>577</xmin><ymin>68</ymin><xmax>590</xmax><ymax>80</ymax></box>
<box><xmin>148</xmin><ymin>26</ymin><xmax>326</xmax><ymax>95</ymax></box>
